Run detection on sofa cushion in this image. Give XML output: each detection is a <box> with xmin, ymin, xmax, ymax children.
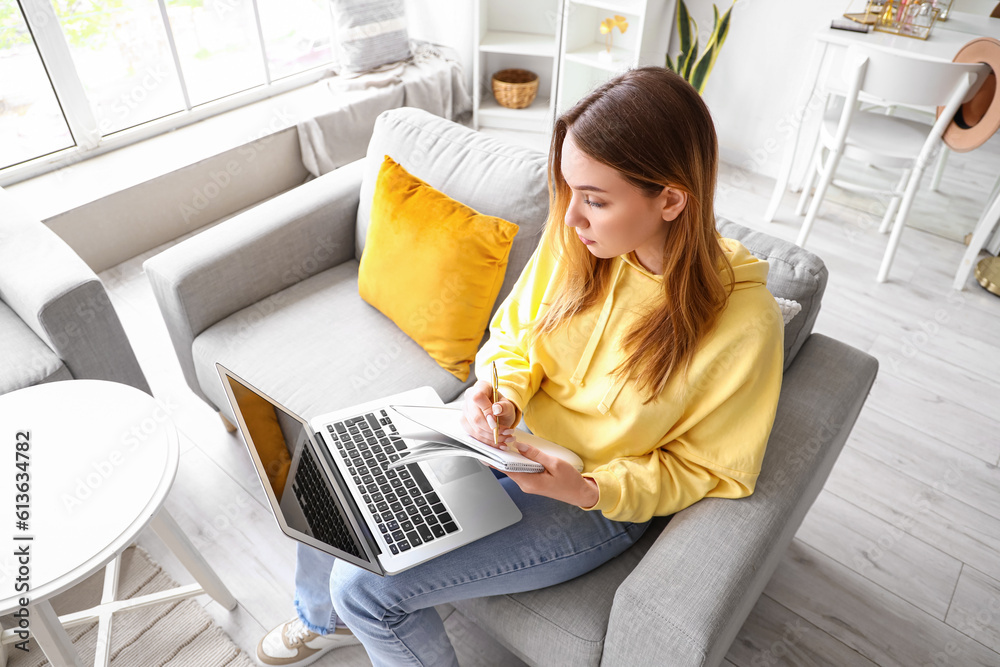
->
<box><xmin>193</xmin><ymin>260</ymin><xmax>476</xmax><ymax>422</ymax></box>
<box><xmin>359</xmin><ymin>156</ymin><xmax>520</xmax><ymax>381</ymax></box>
<box><xmin>357</xmin><ymin>108</ymin><xmax>549</xmax><ymax>326</ymax></box>
<box><xmin>0</xmin><ymin>301</ymin><xmax>73</xmax><ymax>394</ymax></box>
<box><xmin>451</xmin><ymin>514</ymin><xmax>671</xmax><ymax>666</ymax></box>
<box><xmin>717</xmin><ymin>219</ymin><xmax>828</xmax><ymax>369</ymax></box>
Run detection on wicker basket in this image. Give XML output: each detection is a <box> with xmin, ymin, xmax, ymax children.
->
<box><xmin>491</xmin><ymin>69</ymin><xmax>539</xmax><ymax>109</ymax></box>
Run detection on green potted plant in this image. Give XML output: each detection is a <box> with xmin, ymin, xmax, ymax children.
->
<box><xmin>665</xmin><ymin>0</ymin><xmax>735</xmax><ymax>94</ymax></box>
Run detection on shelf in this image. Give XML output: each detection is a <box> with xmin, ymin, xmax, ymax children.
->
<box><xmin>564</xmin><ymin>44</ymin><xmax>635</xmax><ymax>72</ymax></box>
<box><xmin>567</xmin><ymin>0</ymin><xmax>644</xmax><ymax>15</ymax></box>
<box><xmin>477</xmin><ymin>96</ymin><xmax>553</xmax><ymax>132</ymax></box>
<box><xmin>479</xmin><ymin>96</ymin><xmax>551</xmax><ymax>120</ymax></box>
<box><xmin>479</xmin><ymin>31</ymin><xmax>557</xmax><ymax>57</ymax></box>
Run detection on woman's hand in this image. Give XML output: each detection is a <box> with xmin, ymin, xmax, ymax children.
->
<box><xmin>460</xmin><ymin>380</ymin><xmax>519</xmax><ymax>448</ymax></box>
<box><xmin>502</xmin><ymin>440</ymin><xmax>600</xmax><ymax>508</ymax></box>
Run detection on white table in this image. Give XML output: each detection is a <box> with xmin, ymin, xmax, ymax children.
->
<box><xmin>763</xmin><ymin>22</ymin><xmax>991</xmax><ymax>223</ymax></box>
<box><xmin>0</xmin><ymin>380</ymin><xmax>236</xmax><ymax>667</ymax></box>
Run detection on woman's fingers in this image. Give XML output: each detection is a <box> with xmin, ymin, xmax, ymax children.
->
<box><xmin>468</xmin><ymin>380</ymin><xmax>517</xmax><ymax>429</ymax></box>
<box><xmin>463</xmin><ymin>381</ymin><xmax>518</xmax><ymax>447</ymax></box>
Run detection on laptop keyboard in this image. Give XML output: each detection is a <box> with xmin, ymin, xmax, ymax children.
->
<box><xmin>326</xmin><ymin>410</ymin><xmax>460</xmax><ymax>555</ymax></box>
<box><xmin>293</xmin><ymin>446</ymin><xmax>363</xmax><ymax>559</ymax></box>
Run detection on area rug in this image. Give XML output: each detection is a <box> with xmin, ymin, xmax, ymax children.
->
<box><xmin>5</xmin><ymin>545</ymin><xmax>254</xmax><ymax>667</ymax></box>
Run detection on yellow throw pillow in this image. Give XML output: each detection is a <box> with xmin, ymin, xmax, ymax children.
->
<box><xmin>358</xmin><ymin>156</ymin><xmax>519</xmax><ymax>381</ymax></box>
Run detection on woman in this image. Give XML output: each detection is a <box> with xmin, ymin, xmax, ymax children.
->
<box><xmin>256</xmin><ymin>66</ymin><xmax>784</xmax><ymax>667</ymax></box>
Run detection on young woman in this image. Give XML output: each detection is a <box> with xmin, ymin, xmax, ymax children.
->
<box><xmin>256</xmin><ymin>66</ymin><xmax>784</xmax><ymax>667</ymax></box>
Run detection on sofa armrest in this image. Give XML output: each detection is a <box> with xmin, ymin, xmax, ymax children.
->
<box><xmin>0</xmin><ymin>189</ymin><xmax>149</xmax><ymax>392</ymax></box>
<box><xmin>143</xmin><ymin>159</ymin><xmax>364</xmax><ymax>405</ymax></box>
<box><xmin>602</xmin><ymin>334</ymin><xmax>878</xmax><ymax>667</ymax></box>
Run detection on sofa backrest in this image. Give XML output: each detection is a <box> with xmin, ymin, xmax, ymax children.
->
<box><xmin>357</xmin><ymin>107</ymin><xmax>550</xmax><ymax>322</ymax></box>
<box><xmin>717</xmin><ymin>219</ymin><xmax>828</xmax><ymax>369</ymax></box>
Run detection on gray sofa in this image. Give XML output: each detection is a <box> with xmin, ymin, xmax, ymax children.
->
<box><xmin>144</xmin><ymin>107</ymin><xmax>878</xmax><ymax>666</ymax></box>
<box><xmin>0</xmin><ymin>187</ymin><xmax>149</xmax><ymax>396</ymax></box>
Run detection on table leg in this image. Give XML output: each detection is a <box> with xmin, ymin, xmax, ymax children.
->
<box><xmin>32</xmin><ymin>600</ymin><xmax>85</xmax><ymax>667</ymax></box>
<box><xmin>764</xmin><ymin>40</ymin><xmax>828</xmax><ymax>223</ymax></box>
<box><xmin>150</xmin><ymin>508</ymin><xmax>238</xmax><ymax>610</ymax></box>
<box><xmin>94</xmin><ymin>554</ymin><xmax>122</xmax><ymax>667</ymax></box>
<box><xmin>954</xmin><ymin>188</ymin><xmax>1000</xmax><ymax>290</ymax></box>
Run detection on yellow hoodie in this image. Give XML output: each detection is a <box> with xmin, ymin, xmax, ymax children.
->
<box><xmin>474</xmin><ymin>236</ymin><xmax>784</xmax><ymax>523</ymax></box>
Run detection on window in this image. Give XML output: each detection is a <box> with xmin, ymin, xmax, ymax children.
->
<box><xmin>0</xmin><ymin>2</ymin><xmax>74</xmax><ymax>169</ymax></box>
<box><xmin>0</xmin><ymin>0</ymin><xmax>336</xmax><ymax>176</ymax></box>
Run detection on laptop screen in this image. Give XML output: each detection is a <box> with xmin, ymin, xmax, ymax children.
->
<box><xmin>219</xmin><ymin>368</ymin><xmax>383</xmax><ymax>575</ymax></box>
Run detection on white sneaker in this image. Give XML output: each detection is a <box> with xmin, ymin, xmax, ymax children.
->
<box><xmin>256</xmin><ymin>617</ymin><xmax>361</xmax><ymax>666</ymax></box>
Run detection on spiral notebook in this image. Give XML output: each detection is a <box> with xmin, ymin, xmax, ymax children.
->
<box><xmin>387</xmin><ymin>405</ymin><xmax>584</xmax><ymax>473</ymax></box>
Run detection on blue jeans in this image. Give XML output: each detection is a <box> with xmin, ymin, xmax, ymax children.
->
<box><xmin>293</xmin><ymin>469</ymin><xmax>651</xmax><ymax>666</ymax></box>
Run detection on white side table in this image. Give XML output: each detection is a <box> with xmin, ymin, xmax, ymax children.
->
<box><xmin>0</xmin><ymin>380</ymin><xmax>236</xmax><ymax>667</ymax></box>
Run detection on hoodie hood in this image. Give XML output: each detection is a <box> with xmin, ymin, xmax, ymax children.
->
<box><xmin>718</xmin><ymin>237</ymin><xmax>769</xmax><ymax>291</ymax></box>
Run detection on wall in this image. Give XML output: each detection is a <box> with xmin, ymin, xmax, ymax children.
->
<box><xmin>405</xmin><ymin>0</ymin><xmax>474</xmax><ymax>95</ymax></box>
<box><xmin>680</xmin><ymin>0</ymin><xmax>845</xmax><ymax>180</ymax></box>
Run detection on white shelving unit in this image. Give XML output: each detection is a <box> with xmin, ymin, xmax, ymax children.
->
<box><xmin>557</xmin><ymin>0</ymin><xmax>675</xmax><ymax>117</ymax></box>
<box><xmin>472</xmin><ymin>0</ymin><xmax>565</xmax><ymax>134</ymax></box>
<box><xmin>472</xmin><ymin>0</ymin><xmax>675</xmax><ymax>135</ymax></box>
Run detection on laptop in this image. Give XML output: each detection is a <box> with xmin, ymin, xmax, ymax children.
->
<box><xmin>216</xmin><ymin>364</ymin><xmax>522</xmax><ymax>576</ymax></box>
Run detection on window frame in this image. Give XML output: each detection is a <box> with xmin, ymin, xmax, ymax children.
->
<box><xmin>2</xmin><ymin>0</ymin><xmax>335</xmax><ymax>187</ymax></box>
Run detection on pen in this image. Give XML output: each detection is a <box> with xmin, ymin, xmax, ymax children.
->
<box><xmin>492</xmin><ymin>361</ymin><xmax>499</xmax><ymax>447</ymax></box>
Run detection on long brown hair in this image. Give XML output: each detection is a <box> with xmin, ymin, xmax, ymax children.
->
<box><xmin>531</xmin><ymin>66</ymin><xmax>734</xmax><ymax>403</ymax></box>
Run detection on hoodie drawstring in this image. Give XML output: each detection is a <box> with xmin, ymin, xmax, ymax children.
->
<box><xmin>570</xmin><ymin>258</ymin><xmax>627</xmax><ymax>388</ymax></box>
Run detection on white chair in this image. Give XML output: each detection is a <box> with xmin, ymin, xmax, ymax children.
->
<box><xmin>794</xmin><ymin>46</ymin><xmax>989</xmax><ymax>282</ymax></box>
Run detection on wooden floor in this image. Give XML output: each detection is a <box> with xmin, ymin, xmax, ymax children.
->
<box><xmin>99</xmin><ymin>143</ymin><xmax>1000</xmax><ymax>666</ymax></box>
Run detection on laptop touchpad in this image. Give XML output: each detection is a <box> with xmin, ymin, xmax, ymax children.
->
<box><xmin>427</xmin><ymin>456</ymin><xmax>482</xmax><ymax>485</ymax></box>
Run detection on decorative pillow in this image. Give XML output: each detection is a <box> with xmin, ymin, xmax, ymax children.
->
<box><xmin>358</xmin><ymin>156</ymin><xmax>519</xmax><ymax>381</ymax></box>
<box><xmin>329</xmin><ymin>0</ymin><xmax>411</xmax><ymax>76</ymax></box>
<box><xmin>775</xmin><ymin>296</ymin><xmax>802</xmax><ymax>326</ymax></box>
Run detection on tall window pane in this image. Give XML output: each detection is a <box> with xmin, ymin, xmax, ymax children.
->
<box><xmin>52</xmin><ymin>0</ymin><xmax>186</xmax><ymax>136</ymax></box>
<box><xmin>165</xmin><ymin>0</ymin><xmax>266</xmax><ymax>106</ymax></box>
<box><xmin>0</xmin><ymin>1</ymin><xmax>74</xmax><ymax>169</ymax></box>
<box><xmin>257</xmin><ymin>0</ymin><xmax>333</xmax><ymax>81</ymax></box>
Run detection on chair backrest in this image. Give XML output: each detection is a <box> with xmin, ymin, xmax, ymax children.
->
<box><xmin>830</xmin><ymin>47</ymin><xmax>990</xmax><ymax>160</ymax></box>
<box><xmin>843</xmin><ymin>45</ymin><xmax>989</xmax><ymax>109</ymax></box>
